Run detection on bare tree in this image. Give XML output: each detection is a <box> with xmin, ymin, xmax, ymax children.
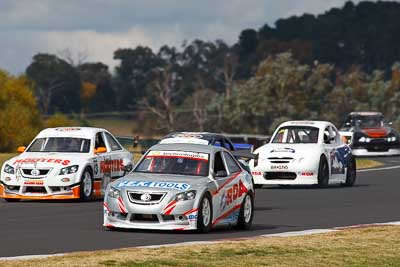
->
<box><xmin>142</xmin><ymin>65</ymin><xmax>179</xmax><ymax>132</ymax></box>
<box><xmin>58</xmin><ymin>48</ymin><xmax>89</xmax><ymax>66</ymax></box>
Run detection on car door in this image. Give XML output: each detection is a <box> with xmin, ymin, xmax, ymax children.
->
<box><xmin>330</xmin><ymin>126</ymin><xmax>349</xmax><ymax>181</ymax></box>
<box><xmin>103</xmin><ymin>132</ymin><xmax>128</xmax><ymax>179</ymax></box>
<box><xmin>325</xmin><ymin>126</ymin><xmax>346</xmax><ymax>181</ymax></box>
<box><xmin>212</xmin><ymin>150</ymin><xmax>241</xmax><ymax>226</ymax></box>
<box><xmin>93</xmin><ymin>131</ymin><xmax>110</xmax><ymax>196</ymax></box>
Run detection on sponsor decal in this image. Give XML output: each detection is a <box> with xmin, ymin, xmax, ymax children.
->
<box><xmin>13</xmin><ymin>158</ymin><xmax>71</xmax><ymax>166</ymax></box>
<box><xmin>172</xmin><ymin>133</ymin><xmax>203</xmax><ymax>139</ymax></box>
<box><xmin>93</xmin><ymin>159</ymin><xmax>99</xmax><ymax>175</ymax></box>
<box><xmin>147</xmin><ymin>151</ymin><xmax>209</xmax><ymax>161</ymax></box>
<box><xmin>24</xmin><ymin>180</ymin><xmax>44</xmax><ymax>185</ymax></box>
<box><xmin>270</xmin><ymin>148</ymin><xmax>295</xmax><ymax>153</ymax></box>
<box><xmin>251</xmin><ymin>171</ymin><xmax>262</xmax><ymax>176</ymax></box>
<box><xmin>300</xmin><ymin>172</ymin><xmax>314</xmax><ymax>176</ymax></box>
<box><xmin>100</xmin><ymin>159</ymin><xmax>124</xmax><ymax>173</ymax></box>
<box><xmin>55</xmin><ymin>127</ymin><xmax>81</xmax><ymax>131</ymax></box>
<box><xmin>117</xmin><ymin>180</ymin><xmax>190</xmax><ymax>191</ymax></box>
<box><xmin>188</xmin><ymin>214</ymin><xmax>197</xmax><ymax>221</ymax></box>
<box><xmin>271</xmin><ymin>165</ymin><xmax>288</xmax><ymax>170</ymax></box>
<box><xmin>220</xmin><ymin>180</ymin><xmax>248</xmax><ymax>211</ymax></box>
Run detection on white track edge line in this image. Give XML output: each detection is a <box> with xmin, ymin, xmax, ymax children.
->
<box><xmin>358</xmin><ymin>165</ymin><xmax>400</xmax><ymax>172</ymax></box>
<box><xmin>1</xmin><ymin>221</ymin><xmax>400</xmax><ymax>262</ymax></box>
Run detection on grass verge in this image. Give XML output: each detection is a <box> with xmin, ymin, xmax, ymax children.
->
<box><xmin>356</xmin><ymin>158</ymin><xmax>384</xmax><ymax>169</ymax></box>
<box><xmin>1</xmin><ymin>225</ymin><xmax>400</xmax><ymax>267</ymax></box>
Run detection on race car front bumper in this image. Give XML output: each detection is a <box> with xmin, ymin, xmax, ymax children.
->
<box><xmin>0</xmin><ymin>182</ymin><xmax>81</xmax><ymax>200</ymax></box>
<box><xmin>351</xmin><ymin>148</ymin><xmax>400</xmax><ymax>157</ymax></box>
<box><xmin>103</xmin><ymin>195</ymin><xmax>199</xmax><ymax>231</ymax></box>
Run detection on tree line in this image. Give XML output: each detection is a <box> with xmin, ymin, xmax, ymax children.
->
<box><xmin>2</xmin><ymin>1</ymin><xmax>400</xmax><ymax>151</ymax></box>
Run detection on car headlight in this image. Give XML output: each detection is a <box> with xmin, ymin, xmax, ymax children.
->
<box><xmin>4</xmin><ymin>164</ymin><xmax>15</xmax><ymax>174</ymax></box>
<box><xmin>59</xmin><ymin>165</ymin><xmax>79</xmax><ymax>175</ymax></box>
<box><xmin>359</xmin><ymin>137</ymin><xmax>366</xmax><ymax>142</ymax></box>
<box><xmin>175</xmin><ymin>190</ymin><xmax>196</xmax><ymax>202</ymax></box>
<box><xmin>108</xmin><ymin>187</ymin><xmax>121</xmax><ymax>198</ymax></box>
<box><xmin>387</xmin><ymin>136</ymin><xmax>397</xmax><ymax>142</ymax></box>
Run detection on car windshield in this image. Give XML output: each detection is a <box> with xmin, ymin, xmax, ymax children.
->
<box><xmin>356</xmin><ymin>116</ymin><xmax>384</xmax><ymax>128</ymax></box>
<box><xmin>272</xmin><ymin>126</ymin><xmax>319</xmax><ymax>144</ymax></box>
<box><xmin>135</xmin><ymin>150</ymin><xmax>209</xmax><ymax>177</ymax></box>
<box><xmin>27</xmin><ymin>137</ymin><xmax>91</xmax><ymax>153</ymax></box>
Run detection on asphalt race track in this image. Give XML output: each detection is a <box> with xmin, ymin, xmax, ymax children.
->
<box><xmin>1</xmin><ymin>157</ymin><xmax>399</xmax><ymax>257</ymax></box>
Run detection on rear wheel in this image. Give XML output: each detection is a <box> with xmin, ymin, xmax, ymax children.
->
<box><xmin>344</xmin><ymin>156</ymin><xmax>357</xmax><ymax>186</ymax></box>
<box><xmin>317</xmin><ymin>156</ymin><xmax>329</xmax><ymax>188</ymax></box>
<box><xmin>197</xmin><ymin>193</ymin><xmax>212</xmax><ymax>233</ymax></box>
<box><xmin>80</xmin><ymin>168</ymin><xmax>93</xmax><ymax>201</ymax></box>
<box><xmin>236</xmin><ymin>192</ymin><xmax>254</xmax><ymax>230</ymax></box>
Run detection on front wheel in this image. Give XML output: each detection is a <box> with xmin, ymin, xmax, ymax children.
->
<box><xmin>236</xmin><ymin>192</ymin><xmax>254</xmax><ymax>230</ymax></box>
<box><xmin>317</xmin><ymin>156</ymin><xmax>329</xmax><ymax>188</ymax></box>
<box><xmin>197</xmin><ymin>193</ymin><xmax>212</xmax><ymax>233</ymax></box>
<box><xmin>80</xmin><ymin>168</ymin><xmax>93</xmax><ymax>201</ymax></box>
<box><xmin>344</xmin><ymin>156</ymin><xmax>357</xmax><ymax>187</ymax></box>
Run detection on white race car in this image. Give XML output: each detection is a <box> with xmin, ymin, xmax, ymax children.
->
<box><xmin>249</xmin><ymin>121</ymin><xmax>356</xmax><ymax>187</ymax></box>
<box><xmin>0</xmin><ymin>127</ymin><xmax>133</xmax><ymax>201</ymax></box>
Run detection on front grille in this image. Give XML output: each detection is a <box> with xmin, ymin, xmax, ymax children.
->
<box><xmin>127</xmin><ymin>191</ymin><xmax>167</xmax><ymax>205</ymax></box>
<box><xmin>22</xmin><ymin>169</ymin><xmax>50</xmax><ymax>176</ymax></box>
<box><xmin>268</xmin><ymin>157</ymin><xmax>293</xmax><ymax>164</ymax></box>
<box><xmin>130</xmin><ymin>214</ymin><xmax>159</xmax><ymax>223</ymax></box>
<box><xmin>264</xmin><ymin>172</ymin><xmax>297</xmax><ymax>180</ymax></box>
<box><xmin>25</xmin><ymin>186</ymin><xmax>47</xmax><ymax>193</ymax></box>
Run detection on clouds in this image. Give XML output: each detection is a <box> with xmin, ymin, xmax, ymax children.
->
<box><xmin>0</xmin><ymin>0</ymin><xmax>387</xmax><ymax>74</ymax></box>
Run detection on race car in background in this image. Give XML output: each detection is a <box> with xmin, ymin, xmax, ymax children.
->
<box><xmin>339</xmin><ymin>112</ymin><xmax>400</xmax><ymax>156</ymax></box>
<box><xmin>161</xmin><ymin>132</ymin><xmax>254</xmax><ymax>152</ymax></box>
<box><xmin>0</xmin><ymin>127</ymin><xmax>133</xmax><ymax>201</ymax></box>
<box><xmin>160</xmin><ymin>132</ymin><xmax>255</xmax><ymax>172</ymax></box>
<box><xmin>103</xmin><ymin>143</ymin><xmax>254</xmax><ymax>232</ymax></box>
<box><xmin>249</xmin><ymin>121</ymin><xmax>356</xmax><ymax>188</ymax></box>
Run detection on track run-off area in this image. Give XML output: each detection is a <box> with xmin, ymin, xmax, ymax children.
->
<box><xmin>1</xmin><ymin>157</ymin><xmax>399</xmax><ymax>258</ymax></box>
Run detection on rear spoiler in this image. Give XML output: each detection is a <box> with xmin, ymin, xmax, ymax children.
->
<box><xmin>231</xmin><ymin>149</ymin><xmax>256</xmax><ymax>160</ymax></box>
<box><xmin>232</xmin><ymin>143</ymin><xmax>254</xmax><ymax>152</ymax></box>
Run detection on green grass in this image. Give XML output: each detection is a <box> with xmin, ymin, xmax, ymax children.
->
<box><xmin>2</xmin><ymin>226</ymin><xmax>400</xmax><ymax>267</ymax></box>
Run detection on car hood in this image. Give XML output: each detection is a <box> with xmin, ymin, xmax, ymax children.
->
<box><xmin>110</xmin><ymin>172</ymin><xmax>210</xmax><ymax>192</ymax></box>
<box><xmin>360</xmin><ymin>127</ymin><xmax>390</xmax><ymax>138</ymax></box>
<box><xmin>255</xmin><ymin>143</ymin><xmax>321</xmax><ymax>160</ymax></box>
<box><xmin>5</xmin><ymin>152</ymin><xmax>90</xmax><ymax>168</ymax></box>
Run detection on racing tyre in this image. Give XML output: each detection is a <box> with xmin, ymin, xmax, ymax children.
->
<box><xmin>79</xmin><ymin>167</ymin><xmax>93</xmax><ymax>201</ymax></box>
<box><xmin>317</xmin><ymin>156</ymin><xmax>329</xmax><ymax>188</ymax></box>
<box><xmin>236</xmin><ymin>192</ymin><xmax>254</xmax><ymax>230</ymax></box>
<box><xmin>4</xmin><ymin>198</ymin><xmax>20</xmax><ymax>202</ymax></box>
<box><xmin>197</xmin><ymin>193</ymin><xmax>212</xmax><ymax>233</ymax></box>
<box><xmin>344</xmin><ymin>156</ymin><xmax>357</xmax><ymax>187</ymax></box>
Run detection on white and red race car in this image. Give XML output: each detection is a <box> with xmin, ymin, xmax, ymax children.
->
<box><xmin>0</xmin><ymin>127</ymin><xmax>133</xmax><ymax>201</ymax></box>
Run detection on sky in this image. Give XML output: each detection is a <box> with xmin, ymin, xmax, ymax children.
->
<box><xmin>0</xmin><ymin>0</ymin><xmax>381</xmax><ymax>74</ymax></box>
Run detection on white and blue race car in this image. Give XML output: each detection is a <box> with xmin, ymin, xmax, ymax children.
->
<box><xmin>249</xmin><ymin>121</ymin><xmax>356</xmax><ymax>187</ymax></box>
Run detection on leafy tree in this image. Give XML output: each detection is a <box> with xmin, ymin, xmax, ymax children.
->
<box><xmin>77</xmin><ymin>62</ymin><xmax>115</xmax><ymax>112</ymax></box>
<box><xmin>113</xmin><ymin>47</ymin><xmax>162</xmax><ymax>110</ymax></box>
<box><xmin>0</xmin><ymin>70</ymin><xmax>42</xmax><ymax>151</ymax></box>
<box><xmin>26</xmin><ymin>53</ymin><xmax>81</xmax><ymax>114</ymax></box>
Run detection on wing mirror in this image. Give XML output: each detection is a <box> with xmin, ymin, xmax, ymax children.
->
<box><xmin>17</xmin><ymin>146</ymin><xmax>26</xmax><ymax>153</ymax></box>
<box><xmin>123</xmin><ymin>164</ymin><xmax>133</xmax><ymax>175</ymax></box>
<box><xmin>215</xmin><ymin>170</ymin><xmax>228</xmax><ymax>177</ymax></box>
<box><xmin>95</xmin><ymin>147</ymin><xmax>107</xmax><ymax>154</ymax></box>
